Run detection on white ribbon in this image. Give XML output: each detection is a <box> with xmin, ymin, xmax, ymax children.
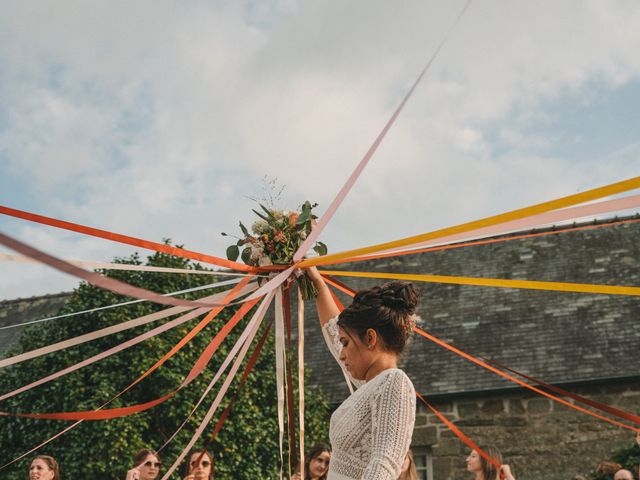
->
<box><xmin>159</xmin><ymin>291</ymin><xmax>274</xmax><ymax>480</ymax></box>
<box><xmin>0</xmin><ymin>253</ymin><xmax>262</xmax><ymax>277</ymax></box>
<box><xmin>297</xmin><ymin>288</ymin><xmax>306</xmax><ymax>480</ymax></box>
<box><xmin>0</xmin><ymin>282</ymin><xmax>256</xmax><ymax>369</ymax></box>
<box><xmin>275</xmin><ymin>286</ymin><xmax>286</xmax><ymax>479</ymax></box>
<box><xmin>0</xmin><ymin>278</ymin><xmax>246</xmax><ymax>331</ymax></box>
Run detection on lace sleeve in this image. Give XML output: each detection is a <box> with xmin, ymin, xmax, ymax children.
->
<box><xmin>321</xmin><ymin>316</ymin><xmax>365</xmax><ymax>389</ymax></box>
<box><xmin>363</xmin><ymin>370</ymin><xmax>416</xmax><ymax>480</ymax></box>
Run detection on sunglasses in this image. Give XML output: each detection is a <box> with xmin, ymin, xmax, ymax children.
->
<box><xmin>143</xmin><ymin>461</ymin><xmax>161</xmax><ymax>468</ymax></box>
<box><xmin>190</xmin><ymin>460</ymin><xmax>212</xmax><ymax>468</ymax></box>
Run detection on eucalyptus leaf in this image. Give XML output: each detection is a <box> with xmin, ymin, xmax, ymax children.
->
<box><xmin>226</xmin><ymin>245</ymin><xmax>240</xmax><ymax>261</ymax></box>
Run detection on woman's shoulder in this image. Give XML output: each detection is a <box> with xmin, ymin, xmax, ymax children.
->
<box><xmin>373</xmin><ymin>368</ymin><xmax>414</xmax><ymax>390</ymax></box>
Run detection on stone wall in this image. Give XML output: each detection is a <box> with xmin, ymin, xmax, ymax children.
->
<box><xmin>0</xmin><ymin>293</ymin><xmax>71</xmax><ymax>357</ymax></box>
<box><xmin>412</xmin><ymin>380</ymin><xmax>640</xmax><ymax>480</ymax></box>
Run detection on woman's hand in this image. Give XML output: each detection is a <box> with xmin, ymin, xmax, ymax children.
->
<box><xmin>306</xmin><ymin>266</ymin><xmax>324</xmax><ymax>286</ymax></box>
<box><xmin>500</xmin><ymin>464</ymin><xmax>516</xmax><ymax>480</ymax></box>
<box><xmin>125</xmin><ymin>467</ymin><xmax>141</xmax><ymax>480</ymax></box>
<box><xmin>290</xmin><ymin>473</ymin><xmax>302</xmax><ymax>480</ymax></box>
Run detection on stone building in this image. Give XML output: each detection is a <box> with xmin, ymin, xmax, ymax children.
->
<box><xmin>1</xmin><ymin>217</ymin><xmax>639</xmax><ymax>480</ymax></box>
<box><xmin>302</xmin><ymin>217</ymin><xmax>640</xmax><ymax>480</ymax></box>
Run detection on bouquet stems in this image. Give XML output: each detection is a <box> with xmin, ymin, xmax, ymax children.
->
<box><xmin>297</xmin><ymin>272</ymin><xmax>318</xmax><ymax>301</ymax></box>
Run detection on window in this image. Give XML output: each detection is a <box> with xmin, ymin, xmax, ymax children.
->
<box><xmin>413</xmin><ymin>447</ymin><xmax>433</xmax><ymax>480</ymax></box>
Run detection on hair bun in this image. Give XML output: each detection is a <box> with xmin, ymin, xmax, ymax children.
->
<box><xmin>379</xmin><ymin>282</ymin><xmax>419</xmax><ymax>315</ymax></box>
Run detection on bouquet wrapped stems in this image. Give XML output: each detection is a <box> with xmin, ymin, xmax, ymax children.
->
<box><xmin>296</xmin><ymin>272</ymin><xmax>318</xmax><ymax>301</ymax></box>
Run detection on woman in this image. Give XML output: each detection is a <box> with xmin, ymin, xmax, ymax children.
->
<box><xmin>309</xmin><ymin>267</ymin><xmax>419</xmax><ymax>480</ymax></box>
<box><xmin>465</xmin><ymin>447</ymin><xmax>515</xmax><ymax>480</ymax></box>
<box><xmin>28</xmin><ymin>456</ymin><xmax>60</xmax><ymax>480</ymax></box>
<box><xmin>125</xmin><ymin>449</ymin><xmax>161</xmax><ymax>480</ymax></box>
<box><xmin>182</xmin><ymin>449</ymin><xmax>214</xmax><ymax>480</ymax></box>
<box><xmin>398</xmin><ymin>450</ymin><xmax>419</xmax><ymax>480</ymax></box>
<box><xmin>291</xmin><ymin>443</ymin><xmax>332</xmax><ymax>480</ymax></box>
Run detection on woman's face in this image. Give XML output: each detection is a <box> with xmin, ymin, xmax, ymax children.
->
<box><xmin>466</xmin><ymin>450</ymin><xmax>482</xmax><ymax>474</ymax></box>
<box><xmin>189</xmin><ymin>452</ymin><xmax>213</xmax><ymax>480</ymax></box>
<box><xmin>338</xmin><ymin>327</ymin><xmax>374</xmax><ymax>380</ymax></box>
<box><xmin>138</xmin><ymin>453</ymin><xmax>161</xmax><ymax>480</ymax></box>
<box><xmin>308</xmin><ymin>451</ymin><xmax>331</xmax><ymax>478</ymax></box>
<box><xmin>29</xmin><ymin>459</ymin><xmax>55</xmax><ymax>480</ymax></box>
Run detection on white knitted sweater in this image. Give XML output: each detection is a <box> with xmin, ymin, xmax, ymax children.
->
<box><xmin>322</xmin><ymin>317</ymin><xmax>416</xmax><ymax>480</ymax></box>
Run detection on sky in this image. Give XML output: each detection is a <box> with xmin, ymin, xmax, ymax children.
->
<box><xmin>1</xmin><ymin>0</ymin><xmax>639</xmax><ymax>300</ymax></box>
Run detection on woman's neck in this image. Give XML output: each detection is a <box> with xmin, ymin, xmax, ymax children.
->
<box><xmin>363</xmin><ymin>354</ymin><xmax>398</xmax><ymax>382</ymax></box>
<box><xmin>475</xmin><ymin>473</ymin><xmax>484</xmax><ymax>480</ymax></box>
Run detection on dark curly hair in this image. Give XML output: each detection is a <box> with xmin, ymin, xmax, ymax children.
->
<box><xmin>338</xmin><ymin>281</ymin><xmax>419</xmax><ymax>353</ymax></box>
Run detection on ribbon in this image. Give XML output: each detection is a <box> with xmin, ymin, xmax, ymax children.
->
<box><xmin>417</xmin><ymin>393</ymin><xmax>501</xmax><ymax>470</ymax></box>
<box><xmin>300</xmin><ymin>176</ymin><xmax>640</xmax><ymax>267</ymax></box>
<box><xmin>157</xmin><ymin>300</ymin><xmax>270</xmax><ymax>453</ymax></box>
<box><xmin>199</xmin><ymin>320</ymin><xmax>274</xmax><ymax>451</ymax></box>
<box><xmin>0</xmin><ymin>205</ymin><xmax>254</xmax><ymax>271</ymax></box>
<box><xmin>0</xmin><ymin>294</ymin><xmax>261</xmax><ymax>418</ymax></box>
<box><xmin>320</xmin><ymin>270</ymin><xmax>640</xmax><ymax>297</ymax></box>
<box><xmin>283</xmin><ymin>288</ymin><xmax>298</xmax><ymax>473</ymax></box>
<box><xmin>275</xmin><ymin>287</ymin><xmax>286</xmax><ymax>479</ymax></box>
<box><xmin>326</xmin><ymin>277</ymin><xmax>640</xmax><ymax>430</ymax></box>
<box><xmin>0</xmin><ymin>253</ymin><xmax>262</xmax><ymax>277</ymax></box>
<box><xmin>0</xmin><ymin>278</ymin><xmax>249</xmax><ymax>332</ymax></box>
<box><xmin>413</xmin><ymin>326</ymin><xmax>639</xmax><ymax>432</ymax></box>
<box><xmin>0</xmin><ymin>307</ymin><xmax>206</xmax><ymax>402</ymax></box>
<box><xmin>360</xmin><ymin>194</ymin><xmax>640</xmax><ymax>258</ymax></box>
<box><xmin>293</xmin><ymin>0</ymin><xmax>474</xmax><ymax>262</ymax></box>
<box><xmin>318</xmin><ymin>217</ymin><xmax>640</xmax><ymax>267</ymax></box>
<box><xmin>0</xmin><ymin>282</ymin><xmax>255</xmax><ymax>370</ymax></box>
<box><xmin>297</xmin><ymin>288</ymin><xmax>306</xmax><ymax>480</ymax></box>
<box><xmin>475</xmin><ymin>355</ymin><xmax>640</xmax><ymax>425</ymax></box>
<box><xmin>158</xmin><ymin>291</ymin><xmax>274</xmax><ymax>480</ymax></box>
<box><xmin>0</xmin><ymin>231</ymin><xmax>258</xmax><ymax>308</ymax></box>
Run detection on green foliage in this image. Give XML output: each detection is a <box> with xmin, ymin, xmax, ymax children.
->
<box><xmin>0</xmin><ymin>245</ymin><xmax>329</xmax><ymax>479</ymax></box>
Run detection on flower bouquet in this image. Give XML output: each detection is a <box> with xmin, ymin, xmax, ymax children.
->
<box><xmin>222</xmin><ymin>201</ymin><xmax>327</xmax><ymax>300</ymax></box>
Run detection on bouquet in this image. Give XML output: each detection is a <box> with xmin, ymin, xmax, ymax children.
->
<box><xmin>222</xmin><ymin>201</ymin><xmax>327</xmax><ymax>300</ymax></box>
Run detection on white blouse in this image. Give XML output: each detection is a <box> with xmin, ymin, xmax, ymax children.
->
<box><xmin>322</xmin><ymin>316</ymin><xmax>416</xmax><ymax>480</ymax></box>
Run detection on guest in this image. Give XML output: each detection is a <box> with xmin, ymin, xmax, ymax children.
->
<box><xmin>614</xmin><ymin>469</ymin><xmax>634</xmax><ymax>480</ymax></box>
<box><xmin>125</xmin><ymin>449</ymin><xmax>161</xmax><ymax>480</ymax></box>
<box><xmin>466</xmin><ymin>446</ymin><xmax>516</xmax><ymax>480</ymax></box>
<box><xmin>291</xmin><ymin>442</ymin><xmax>331</xmax><ymax>480</ymax></box>
<box><xmin>182</xmin><ymin>449</ymin><xmax>214</xmax><ymax>480</ymax></box>
<box><xmin>28</xmin><ymin>456</ymin><xmax>60</xmax><ymax>480</ymax></box>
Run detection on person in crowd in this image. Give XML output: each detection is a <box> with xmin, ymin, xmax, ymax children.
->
<box><xmin>182</xmin><ymin>449</ymin><xmax>214</xmax><ymax>480</ymax></box>
<box><xmin>125</xmin><ymin>449</ymin><xmax>161</xmax><ymax>480</ymax></box>
<box><xmin>398</xmin><ymin>449</ymin><xmax>419</xmax><ymax>480</ymax></box>
<box><xmin>614</xmin><ymin>469</ymin><xmax>634</xmax><ymax>480</ymax></box>
<box><xmin>29</xmin><ymin>456</ymin><xmax>60</xmax><ymax>480</ymax></box>
<box><xmin>291</xmin><ymin>442</ymin><xmax>332</xmax><ymax>480</ymax></box>
<box><xmin>596</xmin><ymin>462</ymin><xmax>623</xmax><ymax>476</ymax></box>
<box><xmin>465</xmin><ymin>447</ymin><xmax>516</xmax><ymax>480</ymax></box>
<box><xmin>308</xmin><ymin>267</ymin><xmax>419</xmax><ymax>480</ymax></box>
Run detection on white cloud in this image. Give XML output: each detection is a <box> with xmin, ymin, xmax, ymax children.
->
<box><xmin>1</xmin><ymin>0</ymin><xmax>640</xmax><ymax>299</ymax></box>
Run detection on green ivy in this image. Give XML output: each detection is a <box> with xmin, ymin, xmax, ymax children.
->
<box><xmin>0</xmin><ymin>244</ymin><xmax>329</xmax><ymax>479</ymax></box>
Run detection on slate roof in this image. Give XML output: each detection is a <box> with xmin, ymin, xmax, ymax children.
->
<box><xmin>1</xmin><ymin>218</ymin><xmax>639</xmax><ymax>405</ymax></box>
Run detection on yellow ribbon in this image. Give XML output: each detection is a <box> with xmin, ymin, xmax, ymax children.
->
<box><xmin>300</xmin><ymin>176</ymin><xmax>640</xmax><ymax>267</ymax></box>
<box><xmin>320</xmin><ymin>270</ymin><xmax>640</xmax><ymax>297</ymax></box>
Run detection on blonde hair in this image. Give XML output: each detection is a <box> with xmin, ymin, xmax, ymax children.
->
<box><xmin>398</xmin><ymin>450</ymin><xmax>419</xmax><ymax>480</ymax></box>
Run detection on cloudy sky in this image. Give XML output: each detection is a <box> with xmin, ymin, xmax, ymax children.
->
<box><xmin>1</xmin><ymin>0</ymin><xmax>639</xmax><ymax>300</ymax></box>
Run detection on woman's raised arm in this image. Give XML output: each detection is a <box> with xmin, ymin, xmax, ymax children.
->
<box><xmin>307</xmin><ymin>267</ymin><xmax>340</xmax><ymax>326</ymax></box>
